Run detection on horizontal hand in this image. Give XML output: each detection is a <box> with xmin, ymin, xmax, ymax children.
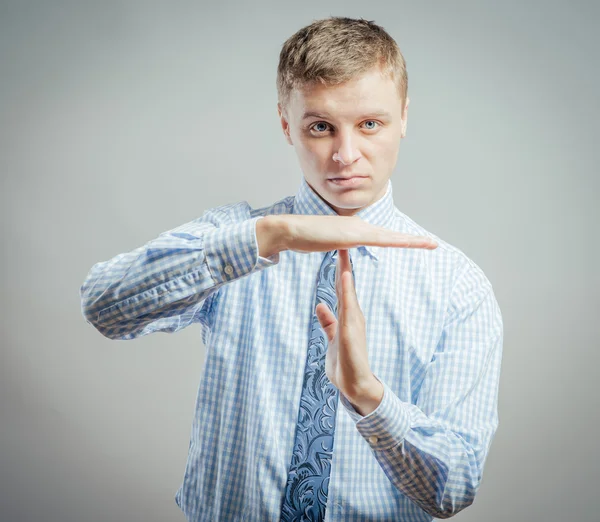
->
<box><xmin>256</xmin><ymin>214</ymin><xmax>437</xmax><ymax>257</ymax></box>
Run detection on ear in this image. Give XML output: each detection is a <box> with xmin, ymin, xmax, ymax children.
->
<box><xmin>277</xmin><ymin>102</ymin><xmax>293</xmax><ymax>145</ymax></box>
<box><xmin>400</xmin><ymin>96</ymin><xmax>409</xmax><ymax>139</ymax></box>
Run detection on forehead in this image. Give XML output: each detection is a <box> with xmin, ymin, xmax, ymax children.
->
<box><xmin>289</xmin><ymin>67</ymin><xmax>400</xmax><ymax>119</ymax></box>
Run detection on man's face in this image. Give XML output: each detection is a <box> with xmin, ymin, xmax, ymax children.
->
<box><xmin>278</xmin><ymin>66</ymin><xmax>409</xmax><ymax>217</ymax></box>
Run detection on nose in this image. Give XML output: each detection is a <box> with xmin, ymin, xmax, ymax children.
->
<box><xmin>332</xmin><ymin>132</ymin><xmax>361</xmax><ymax>166</ymax></box>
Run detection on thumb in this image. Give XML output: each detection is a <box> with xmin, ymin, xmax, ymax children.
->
<box><xmin>315</xmin><ymin>303</ymin><xmax>337</xmax><ymax>342</ymax></box>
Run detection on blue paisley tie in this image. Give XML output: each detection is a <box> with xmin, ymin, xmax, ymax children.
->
<box><xmin>280</xmin><ymin>249</ymin><xmax>355</xmax><ymax>522</ymax></box>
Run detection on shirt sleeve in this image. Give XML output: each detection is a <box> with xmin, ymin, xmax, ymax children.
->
<box><xmin>79</xmin><ymin>207</ymin><xmax>280</xmax><ymax>340</ymax></box>
<box><xmin>339</xmin><ymin>262</ymin><xmax>504</xmax><ymax>519</ymax></box>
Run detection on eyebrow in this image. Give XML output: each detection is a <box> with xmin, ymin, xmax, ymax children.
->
<box><xmin>301</xmin><ymin>110</ymin><xmax>392</xmax><ymax>120</ymax></box>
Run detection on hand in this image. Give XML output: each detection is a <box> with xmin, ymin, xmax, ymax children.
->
<box><xmin>316</xmin><ymin>248</ymin><xmax>379</xmax><ymax>404</ymax></box>
<box><xmin>280</xmin><ymin>214</ymin><xmax>438</xmax><ymax>254</ymax></box>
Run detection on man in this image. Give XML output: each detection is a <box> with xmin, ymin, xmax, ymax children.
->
<box><xmin>80</xmin><ymin>16</ymin><xmax>503</xmax><ymax>521</ymax></box>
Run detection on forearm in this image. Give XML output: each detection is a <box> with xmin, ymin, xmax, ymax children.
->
<box><xmin>81</xmin><ymin>211</ymin><xmax>280</xmax><ymax>339</ymax></box>
<box><xmin>340</xmin><ymin>376</ymin><xmax>487</xmax><ymax>519</ymax></box>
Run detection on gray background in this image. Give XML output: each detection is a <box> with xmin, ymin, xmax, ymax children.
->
<box><xmin>1</xmin><ymin>1</ymin><xmax>598</xmax><ymax>521</ymax></box>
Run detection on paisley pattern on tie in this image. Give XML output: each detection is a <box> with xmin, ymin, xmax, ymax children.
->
<box><xmin>280</xmin><ymin>249</ymin><xmax>355</xmax><ymax>522</ymax></box>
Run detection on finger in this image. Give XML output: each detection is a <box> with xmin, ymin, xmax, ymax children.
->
<box><xmin>337</xmin><ymin>250</ymin><xmax>358</xmax><ymax>321</ymax></box>
<box><xmin>399</xmin><ymin>235</ymin><xmax>438</xmax><ymax>249</ymax></box>
<box><xmin>371</xmin><ymin>230</ymin><xmax>438</xmax><ymax>249</ymax></box>
<box><xmin>335</xmin><ymin>249</ymin><xmax>351</xmax><ymax>311</ymax></box>
<box><xmin>339</xmin><ymin>249</ymin><xmax>353</xmax><ymax>301</ymax></box>
<box><xmin>338</xmin><ymin>248</ymin><xmax>351</xmax><ymax>273</ymax></box>
<box><xmin>316</xmin><ymin>302</ymin><xmax>336</xmax><ymax>325</ymax></box>
<box><xmin>341</xmin><ymin>249</ymin><xmax>356</xmax><ymax>277</ymax></box>
<box><xmin>341</xmin><ymin>268</ymin><xmax>359</xmax><ymax>326</ymax></box>
<box><xmin>315</xmin><ymin>302</ymin><xmax>337</xmax><ymax>341</ymax></box>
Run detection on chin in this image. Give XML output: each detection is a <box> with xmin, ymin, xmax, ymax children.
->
<box><xmin>328</xmin><ymin>190</ymin><xmax>372</xmax><ymax>207</ymax></box>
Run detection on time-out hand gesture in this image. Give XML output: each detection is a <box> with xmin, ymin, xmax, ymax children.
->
<box><xmin>256</xmin><ymin>214</ymin><xmax>438</xmax><ymax>413</ymax></box>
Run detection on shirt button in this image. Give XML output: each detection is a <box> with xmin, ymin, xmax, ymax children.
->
<box><xmin>224</xmin><ymin>265</ymin><xmax>233</xmax><ymax>275</ymax></box>
<box><xmin>369</xmin><ymin>435</ymin><xmax>379</xmax><ymax>444</ymax></box>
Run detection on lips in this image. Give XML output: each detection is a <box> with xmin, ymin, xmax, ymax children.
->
<box><xmin>327</xmin><ymin>176</ymin><xmax>368</xmax><ymax>187</ymax></box>
<box><xmin>329</xmin><ymin>176</ymin><xmax>367</xmax><ymax>180</ymax></box>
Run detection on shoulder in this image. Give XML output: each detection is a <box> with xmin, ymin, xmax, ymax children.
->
<box><xmin>393</xmin><ymin>208</ymin><xmax>494</xmax><ymax>294</ymax></box>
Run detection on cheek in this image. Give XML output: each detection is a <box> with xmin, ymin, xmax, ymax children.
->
<box><xmin>357</xmin><ymin>135</ymin><xmax>396</xmax><ymax>163</ymax></box>
<box><xmin>298</xmin><ymin>139</ymin><xmax>330</xmax><ymax>167</ymax></box>
<box><xmin>370</xmin><ymin>136</ymin><xmax>400</xmax><ymax>164</ymax></box>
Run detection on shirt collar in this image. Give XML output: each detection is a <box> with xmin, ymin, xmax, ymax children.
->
<box><xmin>292</xmin><ymin>176</ymin><xmax>396</xmax><ymax>260</ymax></box>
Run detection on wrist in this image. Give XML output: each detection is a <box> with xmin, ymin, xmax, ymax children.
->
<box><xmin>256</xmin><ymin>215</ymin><xmax>290</xmax><ymax>257</ymax></box>
<box><xmin>346</xmin><ymin>375</ymin><xmax>384</xmax><ymax>416</ymax></box>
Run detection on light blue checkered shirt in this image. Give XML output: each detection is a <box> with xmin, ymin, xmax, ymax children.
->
<box><xmin>80</xmin><ymin>176</ymin><xmax>503</xmax><ymax>521</ymax></box>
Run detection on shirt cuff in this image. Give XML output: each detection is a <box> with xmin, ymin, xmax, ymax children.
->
<box><xmin>203</xmin><ymin>215</ymin><xmax>280</xmax><ymax>284</ymax></box>
<box><xmin>339</xmin><ymin>375</ymin><xmax>411</xmax><ymax>451</ymax></box>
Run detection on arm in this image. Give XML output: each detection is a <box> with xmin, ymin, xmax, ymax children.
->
<box><xmin>339</xmin><ymin>262</ymin><xmax>504</xmax><ymax>519</ymax></box>
<box><xmin>79</xmin><ymin>205</ymin><xmax>284</xmax><ymax>340</ymax></box>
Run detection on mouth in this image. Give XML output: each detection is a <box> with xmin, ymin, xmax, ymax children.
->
<box><xmin>328</xmin><ymin>175</ymin><xmax>368</xmax><ymax>180</ymax></box>
<box><xmin>327</xmin><ymin>176</ymin><xmax>369</xmax><ymax>187</ymax></box>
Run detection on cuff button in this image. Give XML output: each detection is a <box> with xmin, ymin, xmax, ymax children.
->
<box><xmin>224</xmin><ymin>265</ymin><xmax>234</xmax><ymax>275</ymax></box>
<box><xmin>368</xmin><ymin>435</ymin><xmax>379</xmax><ymax>444</ymax></box>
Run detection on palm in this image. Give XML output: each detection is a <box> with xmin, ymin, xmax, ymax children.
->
<box><xmin>315</xmin><ymin>251</ymin><xmax>371</xmax><ymax>397</ymax></box>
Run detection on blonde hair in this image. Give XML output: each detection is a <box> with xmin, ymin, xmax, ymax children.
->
<box><xmin>276</xmin><ymin>16</ymin><xmax>408</xmax><ymax>115</ymax></box>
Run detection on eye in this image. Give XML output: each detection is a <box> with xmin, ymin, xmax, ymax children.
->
<box><xmin>363</xmin><ymin>120</ymin><xmax>380</xmax><ymax>130</ymax></box>
<box><xmin>310</xmin><ymin>121</ymin><xmax>331</xmax><ymax>134</ymax></box>
<box><xmin>308</xmin><ymin>120</ymin><xmax>382</xmax><ymax>135</ymax></box>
